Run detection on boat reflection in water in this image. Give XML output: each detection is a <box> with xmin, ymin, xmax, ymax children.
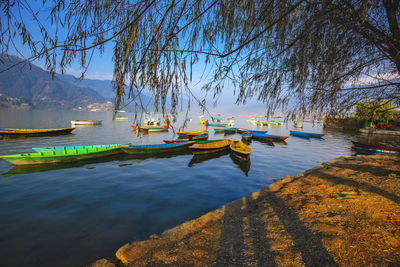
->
<box><xmin>188</xmin><ymin>150</ymin><xmax>229</xmax><ymax>167</ymax></box>
<box><xmin>229</xmin><ymin>153</ymin><xmax>251</xmax><ymax>176</ymax></box>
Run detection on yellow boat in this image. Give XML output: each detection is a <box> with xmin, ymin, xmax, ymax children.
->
<box><xmin>176</xmin><ymin>130</ymin><xmax>208</xmax><ymax>138</ymax></box>
<box><xmin>0</xmin><ymin>128</ymin><xmax>75</xmax><ymax>138</ymax></box>
<box><xmin>189</xmin><ymin>139</ymin><xmax>231</xmax><ymax>155</ymax></box>
<box><xmin>230</xmin><ymin>139</ymin><xmax>252</xmax><ymax>160</ymax></box>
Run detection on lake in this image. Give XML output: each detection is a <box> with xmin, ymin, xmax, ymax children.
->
<box><xmin>0</xmin><ymin>109</ymin><xmax>395</xmax><ymax>266</ymax></box>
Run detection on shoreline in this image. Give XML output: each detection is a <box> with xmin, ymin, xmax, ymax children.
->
<box><xmin>91</xmin><ymin>154</ymin><xmax>400</xmax><ymax>266</ymax></box>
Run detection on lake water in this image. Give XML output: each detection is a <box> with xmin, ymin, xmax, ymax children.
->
<box><xmin>0</xmin><ymin>109</ymin><xmax>396</xmax><ymax>266</ymax></box>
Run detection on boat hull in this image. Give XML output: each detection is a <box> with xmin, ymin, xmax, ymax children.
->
<box><xmin>351</xmin><ymin>140</ymin><xmax>400</xmax><ymax>152</ymax></box>
<box><xmin>0</xmin><ymin>146</ymin><xmax>123</xmax><ymax>165</ymax></box>
<box><xmin>206</xmin><ymin>123</ymin><xmax>227</xmax><ymax>127</ymax></box>
<box><xmin>351</xmin><ymin>146</ymin><xmax>399</xmax><ymax>154</ymax></box>
<box><xmin>176</xmin><ymin>130</ymin><xmax>208</xmax><ymax>138</ymax></box>
<box><xmin>230</xmin><ymin>140</ymin><xmax>252</xmax><ymax>160</ymax></box>
<box><xmin>0</xmin><ymin>128</ymin><xmax>75</xmax><ymax>138</ymax></box>
<box><xmin>189</xmin><ymin>140</ymin><xmax>231</xmax><ymax>155</ymax></box>
<box><xmin>120</xmin><ymin>141</ymin><xmax>195</xmax><ymax>155</ymax></box>
<box><xmin>71</xmin><ymin>120</ymin><xmax>102</xmax><ymax>125</ymax></box>
<box><xmin>290</xmin><ymin>130</ymin><xmax>324</xmax><ymax>138</ymax></box>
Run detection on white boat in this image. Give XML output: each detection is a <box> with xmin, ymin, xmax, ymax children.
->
<box><xmin>293</xmin><ymin>121</ymin><xmax>303</xmax><ymax>128</ymax></box>
<box><xmin>71</xmin><ymin>120</ymin><xmax>102</xmax><ymax>125</ymax></box>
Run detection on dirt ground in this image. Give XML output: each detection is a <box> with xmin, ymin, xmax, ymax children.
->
<box><xmin>91</xmin><ymin>154</ymin><xmax>400</xmax><ymax>267</ymax></box>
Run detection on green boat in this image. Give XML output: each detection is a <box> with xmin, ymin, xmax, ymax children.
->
<box><xmin>32</xmin><ymin>144</ymin><xmax>128</xmax><ymax>152</ymax></box>
<box><xmin>163</xmin><ymin>139</ymin><xmax>224</xmax><ymax>144</ymax></box>
<box><xmin>206</xmin><ymin>122</ymin><xmax>228</xmax><ymax>127</ymax></box>
<box><xmin>214</xmin><ymin>128</ymin><xmax>226</xmax><ymax>133</ymax></box>
<box><xmin>120</xmin><ymin>141</ymin><xmax>195</xmax><ymax>155</ymax></box>
<box><xmin>223</xmin><ymin>127</ymin><xmax>237</xmax><ymax>134</ymax></box>
<box><xmin>0</xmin><ymin>145</ymin><xmax>124</xmax><ymax>165</ymax></box>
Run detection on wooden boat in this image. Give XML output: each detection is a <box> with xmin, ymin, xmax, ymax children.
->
<box><xmin>141</xmin><ymin>126</ymin><xmax>168</xmax><ymax>133</ymax></box>
<box><xmin>0</xmin><ymin>145</ymin><xmax>123</xmax><ymax>165</ymax></box>
<box><xmin>237</xmin><ymin>128</ymin><xmax>268</xmax><ymax>134</ymax></box>
<box><xmin>242</xmin><ymin>132</ymin><xmax>252</xmax><ymax>141</ymax></box>
<box><xmin>176</xmin><ymin>130</ymin><xmax>208</xmax><ymax>138</ymax></box>
<box><xmin>290</xmin><ymin>130</ymin><xmax>324</xmax><ymax>138</ymax></box>
<box><xmin>351</xmin><ymin>140</ymin><xmax>400</xmax><ymax>152</ymax></box>
<box><xmin>252</xmin><ymin>132</ymin><xmax>288</xmax><ymax>141</ymax></box>
<box><xmin>223</xmin><ymin>127</ymin><xmax>237</xmax><ymax>134</ymax></box>
<box><xmin>0</xmin><ymin>128</ymin><xmax>75</xmax><ymax>138</ymax></box>
<box><xmin>163</xmin><ymin>139</ymin><xmax>223</xmax><ymax>144</ymax></box>
<box><xmin>230</xmin><ymin>139</ymin><xmax>252</xmax><ymax>160</ymax></box>
<box><xmin>32</xmin><ymin>144</ymin><xmax>128</xmax><ymax>152</ymax></box>
<box><xmin>113</xmin><ymin>115</ymin><xmax>128</xmax><ymax>121</ymax></box>
<box><xmin>192</xmin><ymin>133</ymin><xmax>208</xmax><ymax>140</ymax></box>
<box><xmin>214</xmin><ymin>128</ymin><xmax>226</xmax><ymax>133</ymax></box>
<box><xmin>71</xmin><ymin>120</ymin><xmax>102</xmax><ymax>125</ymax></box>
<box><xmin>351</xmin><ymin>146</ymin><xmax>399</xmax><ymax>154</ymax></box>
<box><xmin>120</xmin><ymin>141</ymin><xmax>195</xmax><ymax>155</ymax></box>
<box><xmin>206</xmin><ymin>122</ymin><xmax>228</xmax><ymax>127</ymax></box>
<box><xmin>189</xmin><ymin>139</ymin><xmax>232</xmax><ymax>155</ymax></box>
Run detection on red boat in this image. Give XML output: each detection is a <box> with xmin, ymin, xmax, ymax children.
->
<box><xmin>351</xmin><ymin>140</ymin><xmax>400</xmax><ymax>152</ymax></box>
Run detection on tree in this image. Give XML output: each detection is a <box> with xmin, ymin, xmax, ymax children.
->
<box><xmin>354</xmin><ymin>99</ymin><xmax>396</xmax><ymax>125</ymax></box>
<box><xmin>0</xmin><ymin>0</ymin><xmax>399</xmax><ymax>120</ymax></box>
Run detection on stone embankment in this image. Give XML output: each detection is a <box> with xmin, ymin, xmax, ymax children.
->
<box><xmin>91</xmin><ymin>154</ymin><xmax>400</xmax><ymax>266</ymax></box>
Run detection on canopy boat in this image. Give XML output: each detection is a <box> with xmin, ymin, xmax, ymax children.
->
<box><xmin>206</xmin><ymin>122</ymin><xmax>228</xmax><ymax>127</ymax></box>
<box><xmin>211</xmin><ymin>116</ymin><xmax>223</xmax><ymax>122</ymax></box>
<box><xmin>237</xmin><ymin>128</ymin><xmax>268</xmax><ymax>134</ymax></box>
<box><xmin>0</xmin><ymin>145</ymin><xmax>124</xmax><ymax>165</ymax></box>
<box><xmin>120</xmin><ymin>141</ymin><xmax>195</xmax><ymax>155</ymax></box>
<box><xmin>113</xmin><ymin>111</ymin><xmax>128</xmax><ymax>121</ymax></box>
<box><xmin>189</xmin><ymin>139</ymin><xmax>232</xmax><ymax>155</ymax></box>
<box><xmin>71</xmin><ymin>120</ymin><xmax>102</xmax><ymax>125</ymax></box>
<box><xmin>290</xmin><ymin>130</ymin><xmax>324</xmax><ymax>138</ymax></box>
<box><xmin>252</xmin><ymin>132</ymin><xmax>288</xmax><ymax>141</ymax></box>
<box><xmin>176</xmin><ymin>130</ymin><xmax>208</xmax><ymax>138</ymax></box>
<box><xmin>32</xmin><ymin>144</ymin><xmax>128</xmax><ymax>152</ymax></box>
<box><xmin>199</xmin><ymin>116</ymin><xmax>208</xmax><ymax>124</ymax></box>
<box><xmin>0</xmin><ymin>127</ymin><xmax>75</xmax><ymax>138</ymax></box>
<box><xmin>223</xmin><ymin>127</ymin><xmax>237</xmax><ymax>134</ymax></box>
<box><xmin>227</xmin><ymin>119</ymin><xmax>235</xmax><ymax>127</ymax></box>
<box><xmin>192</xmin><ymin>133</ymin><xmax>208</xmax><ymax>140</ymax></box>
<box><xmin>268</xmin><ymin>120</ymin><xmax>284</xmax><ymax>125</ymax></box>
<box><xmin>256</xmin><ymin>121</ymin><xmax>269</xmax><ymax>126</ymax></box>
<box><xmin>242</xmin><ymin>132</ymin><xmax>252</xmax><ymax>141</ymax></box>
<box><xmin>247</xmin><ymin>118</ymin><xmax>258</xmax><ymax>124</ymax></box>
<box><xmin>230</xmin><ymin>139</ymin><xmax>252</xmax><ymax>160</ymax></box>
<box><xmin>351</xmin><ymin>140</ymin><xmax>400</xmax><ymax>153</ymax></box>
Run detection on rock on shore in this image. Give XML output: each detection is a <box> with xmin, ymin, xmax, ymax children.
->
<box><xmin>91</xmin><ymin>154</ymin><xmax>400</xmax><ymax>266</ymax></box>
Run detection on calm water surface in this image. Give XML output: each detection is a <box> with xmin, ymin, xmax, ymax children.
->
<box><xmin>0</xmin><ymin>109</ymin><xmax>396</xmax><ymax>266</ymax></box>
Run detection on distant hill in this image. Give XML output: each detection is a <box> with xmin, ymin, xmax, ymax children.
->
<box><xmin>0</xmin><ymin>54</ymin><xmax>107</xmax><ymax>109</ymax></box>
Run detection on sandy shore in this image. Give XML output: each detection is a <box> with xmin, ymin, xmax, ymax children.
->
<box><xmin>91</xmin><ymin>154</ymin><xmax>400</xmax><ymax>266</ymax></box>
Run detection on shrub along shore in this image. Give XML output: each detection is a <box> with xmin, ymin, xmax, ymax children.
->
<box><xmin>91</xmin><ymin>154</ymin><xmax>400</xmax><ymax>266</ymax></box>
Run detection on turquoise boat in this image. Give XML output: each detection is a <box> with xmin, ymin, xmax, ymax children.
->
<box><xmin>120</xmin><ymin>141</ymin><xmax>195</xmax><ymax>155</ymax></box>
<box><xmin>0</xmin><ymin>145</ymin><xmax>124</xmax><ymax>165</ymax></box>
<box><xmin>237</xmin><ymin>128</ymin><xmax>268</xmax><ymax>134</ymax></box>
<box><xmin>290</xmin><ymin>130</ymin><xmax>324</xmax><ymax>138</ymax></box>
<box><xmin>206</xmin><ymin>122</ymin><xmax>228</xmax><ymax>127</ymax></box>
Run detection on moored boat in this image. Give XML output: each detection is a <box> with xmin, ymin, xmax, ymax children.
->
<box><xmin>242</xmin><ymin>132</ymin><xmax>252</xmax><ymax>141</ymax></box>
<box><xmin>230</xmin><ymin>139</ymin><xmax>252</xmax><ymax>160</ymax></box>
<box><xmin>0</xmin><ymin>145</ymin><xmax>123</xmax><ymax>165</ymax></box>
<box><xmin>290</xmin><ymin>130</ymin><xmax>324</xmax><ymax>138</ymax></box>
<box><xmin>206</xmin><ymin>122</ymin><xmax>228</xmax><ymax>127</ymax></box>
<box><xmin>189</xmin><ymin>139</ymin><xmax>232</xmax><ymax>155</ymax></box>
<box><xmin>192</xmin><ymin>133</ymin><xmax>208</xmax><ymax>140</ymax></box>
<box><xmin>293</xmin><ymin>121</ymin><xmax>303</xmax><ymax>128</ymax></box>
<box><xmin>237</xmin><ymin>128</ymin><xmax>268</xmax><ymax>134</ymax></box>
<box><xmin>141</xmin><ymin>126</ymin><xmax>169</xmax><ymax>133</ymax></box>
<box><xmin>32</xmin><ymin>144</ymin><xmax>128</xmax><ymax>152</ymax></box>
<box><xmin>71</xmin><ymin>120</ymin><xmax>102</xmax><ymax>125</ymax></box>
<box><xmin>0</xmin><ymin>128</ymin><xmax>75</xmax><ymax>138</ymax></box>
<box><xmin>223</xmin><ymin>127</ymin><xmax>237</xmax><ymax>134</ymax></box>
<box><xmin>252</xmin><ymin>132</ymin><xmax>288</xmax><ymax>141</ymax></box>
<box><xmin>351</xmin><ymin>146</ymin><xmax>399</xmax><ymax>154</ymax></box>
<box><xmin>163</xmin><ymin>139</ymin><xmax>223</xmax><ymax>144</ymax></box>
<box><xmin>351</xmin><ymin>140</ymin><xmax>400</xmax><ymax>153</ymax></box>
<box><xmin>120</xmin><ymin>141</ymin><xmax>195</xmax><ymax>155</ymax></box>
<box><xmin>214</xmin><ymin>128</ymin><xmax>226</xmax><ymax>133</ymax></box>
<box><xmin>176</xmin><ymin>130</ymin><xmax>208</xmax><ymax>138</ymax></box>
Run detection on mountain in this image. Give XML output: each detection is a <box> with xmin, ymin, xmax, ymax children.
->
<box><xmin>0</xmin><ymin>54</ymin><xmax>108</xmax><ymax>110</ymax></box>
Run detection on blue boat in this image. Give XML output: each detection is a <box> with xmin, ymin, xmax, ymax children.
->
<box><xmin>290</xmin><ymin>130</ymin><xmax>325</xmax><ymax>138</ymax></box>
<box><xmin>192</xmin><ymin>133</ymin><xmax>208</xmax><ymax>140</ymax></box>
<box><xmin>242</xmin><ymin>132</ymin><xmax>252</xmax><ymax>141</ymax></box>
<box><xmin>252</xmin><ymin>132</ymin><xmax>289</xmax><ymax>141</ymax></box>
<box><xmin>119</xmin><ymin>141</ymin><xmax>195</xmax><ymax>155</ymax></box>
<box><xmin>32</xmin><ymin>144</ymin><xmax>128</xmax><ymax>152</ymax></box>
